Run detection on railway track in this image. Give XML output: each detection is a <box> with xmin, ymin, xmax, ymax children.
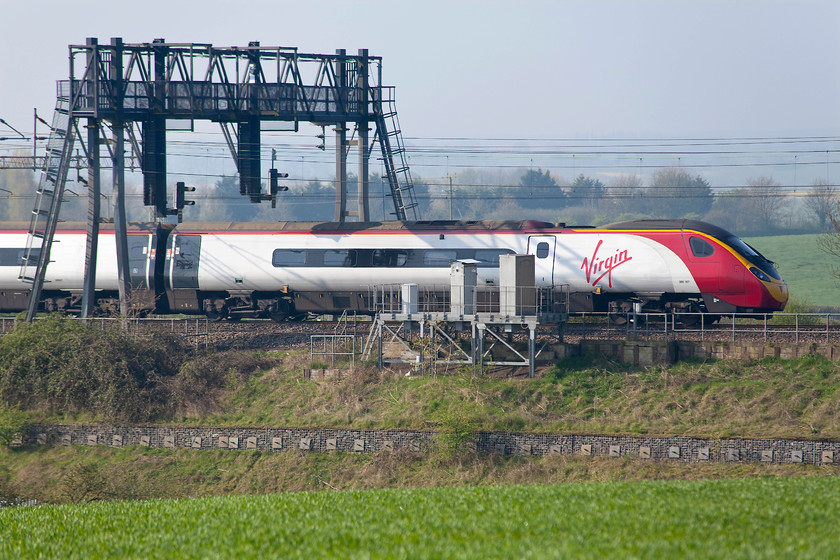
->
<box><xmin>128</xmin><ymin>318</ymin><xmax>362</xmax><ymax>350</ymax></box>
<box><xmin>158</xmin><ymin>316</ymin><xmax>840</xmax><ymax>349</ymax></box>
<box><xmin>4</xmin><ymin>314</ymin><xmax>839</xmax><ymax>349</ymax></box>
<box><xmin>562</xmin><ymin>317</ymin><xmax>840</xmax><ymax>345</ymax></box>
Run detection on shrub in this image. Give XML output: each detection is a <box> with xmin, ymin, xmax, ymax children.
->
<box><xmin>0</xmin><ymin>315</ymin><xmax>187</xmax><ymax>422</ymax></box>
<box><xmin>170</xmin><ymin>350</ymin><xmax>282</xmax><ymax>415</ymax></box>
<box><xmin>0</xmin><ymin>404</ymin><xmax>28</xmax><ymax>447</ymax></box>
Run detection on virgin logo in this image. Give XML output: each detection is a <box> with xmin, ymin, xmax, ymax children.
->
<box><xmin>580</xmin><ymin>240</ymin><xmax>632</xmax><ymax>288</ymax></box>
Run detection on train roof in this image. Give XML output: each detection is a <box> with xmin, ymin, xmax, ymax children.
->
<box><xmin>171</xmin><ymin>220</ymin><xmax>567</xmax><ymax>233</ymax></box>
<box><xmin>0</xmin><ymin>219</ymin><xmax>740</xmax><ymax>240</ymax></box>
<box><xmin>599</xmin><ymin>219</ymin><xmax>737</xmax><ymax>240</ymax></box>
<box><xmin>0</xmin><ymin>221</ymin><xmax>165</xmax><ymax>233</ymax></box>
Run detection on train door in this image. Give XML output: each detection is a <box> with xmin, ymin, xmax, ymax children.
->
<box><xmin>125</xmin><ymin>233</ymin><xmax>158</xmax><ymax>311</ymax></box>
<box><xmin>527</xmin><ymin>235</ymin><xmax>556</xmax><ymax>286</ymax></box>
<box><xmin>164</xmin><ymin>234</ymin><xmax>202</xmax><ymax>312</ymax></box>
<box><xmin>167</xmin><ymin>234</ymin><xmax>201</xmax><ymax>288</ymax></box>
<box><xmin>682</xmin><ymin>233</ymin><xmax>744</xmax><ymax>294</ymax></box>
<box><xmin>127</xmin><ymin>235</ymin><xmax>152</xmax><ymax>289</ymax></box>
<box><xmin>681</xmin><ymin>233</ymin><xmax>720</xmax><ymax>292</ymax></box>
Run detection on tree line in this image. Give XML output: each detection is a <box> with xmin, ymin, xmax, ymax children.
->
<box><xmin>0</xmin><ymin>166</ymin><xmax>837</xmax><ymax>238</ymax></box>
<box><xmin>423</xmin><ymin>167</ymin><xmax>838</xmax><ymax>237</ymax></box>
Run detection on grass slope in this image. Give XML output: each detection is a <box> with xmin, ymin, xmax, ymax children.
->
<box><xmin>3</xmin><ymin>477</ymin><xmax>840</xmax><ymax>559</ymax></box>
<box><xmin>14</xmin><ymin>351</ymin><xmax>840</xmax><ymax>440</ymax></box>
<box><xmin>174</xmin><ymin>353</ymin><xmax>840</xmax><ymax>440</ymax></box>
<box><xmin>743</xmin><ymin>233</ymin><xmax>840</xmax><ymax>309</ymax></box>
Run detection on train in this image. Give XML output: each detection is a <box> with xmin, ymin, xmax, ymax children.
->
<box><xmin>0</xmin><ymin>219</ymin><xmax>788</xmax><ymax>320</ymax></box>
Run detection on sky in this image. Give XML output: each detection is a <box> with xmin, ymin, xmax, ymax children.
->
<box><xmin>1</xmin><ymin>0</ymin><xmax>839</xmax><ymax>189</ymax></box>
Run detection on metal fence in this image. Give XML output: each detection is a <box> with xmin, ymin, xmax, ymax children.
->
<box><xmin>3</xmin><ymin>311</ymin><xmax>839</xmax><ymax>345</ymax></box>
<box><xmin>0</xmin><ymin>316</ymin><xmax>210</xmax><ymax>347</ymax></box>
<box><xmin>566</xmin><ymin>312</ymin><xmax>840</xmax><ymax>344</ymax></box>
<box><xmin>310</xmin><ymin>334</ymin><xmax>363</xmax><ymax>366</ymax></box>
<box><xmin>369</xmin><ymin>284</ymin><xmax>569</xmax><ymax>316</ymax></box>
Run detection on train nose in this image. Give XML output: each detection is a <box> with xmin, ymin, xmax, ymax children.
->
<box><xmin>768</xmin><ymin>280</ymin><xmax>789</xmax><ymax>307</ymax></box>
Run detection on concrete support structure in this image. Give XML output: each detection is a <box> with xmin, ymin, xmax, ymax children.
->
<box><xmin>368</xmin><ymin>258</ymin><xmax>566</xmax><ymax>377</ymax></box>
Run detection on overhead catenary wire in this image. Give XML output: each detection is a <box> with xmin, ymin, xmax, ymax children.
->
<box><xmin>3</xmin><ymin>133</ymin><xmax>839</xmax><ymax>197</ymax></box>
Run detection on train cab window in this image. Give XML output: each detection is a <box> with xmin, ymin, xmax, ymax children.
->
<box><xmin>689</xmin><ymin>236</ymin><xmax>715</xmax><ymax>257</ymax></box>
<box><xmin>424</xmin><ymin>250</ymin><xmax>457</xmax><ymax>267</ymax></box>
<box><xmin>272</xmin><ymin>249</ymin><xmax>307</xmax><ymax>267</ymax></box>
<box><xmin>536</xmin><ymin>242</ymin><xmax>550</xmax><ymax>259</ymax></box>
<box><xmin>324</xmin><ymin>249</ymin><xmax>352</xmax><ymax>267</ymax></box>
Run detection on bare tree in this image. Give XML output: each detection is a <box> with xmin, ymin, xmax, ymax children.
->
<box><xmin>607</xmin><ymin>174</ymin><xmax>646</xmax><ymax>217</ymax></box>
<box><xmin>646</xmin><ymin>168</ymin><xmax>713</xmax><ymax>218</ymax></box>
<box><xmin>818</xmin><ymin>199</ymin><xmax>840</xmax><ymax>281</ymax></box>
<box><xmin>569</xmin><ymin>174</ymin><xmax>606</xmax><ymax>210</ymax></box>
<box><xmin>745</xmin><ymin>176</ymin><xmax>786</xmax><ymax>233</ymax></box>
<box><xmin>804</xmin><ymin>180</ymin><xmax>837</xmax><ymax>231</ymax></box>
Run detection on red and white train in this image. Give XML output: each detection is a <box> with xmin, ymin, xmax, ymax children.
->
<box><xmin>0</xmin><ymin>219</ymin><xmax>788</xmax><ymax>320</ymax></box>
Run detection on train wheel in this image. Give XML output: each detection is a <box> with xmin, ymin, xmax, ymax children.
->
<box><xmin>206</xmin><ymin>309</ymin><xmax>223</xmax><ymax>322</ymax></box>
<box><xmin>676</xmin><ymin>303</ymin><xmax>702</xmax><ymax>326</ymax></box>
<box><xmin>268</xmin><ymin>300</ymin><xmax>291</xmax><ymax>323</ymax></box>
<box><xmin>608</xmin><ymin>313</ymin><xmax>628</xmax><ymax>326</ymax></box>
<box><xmin>204</xmin><ymin>299</ymin><xmax>229</xmax><ymax>322</ymax></box>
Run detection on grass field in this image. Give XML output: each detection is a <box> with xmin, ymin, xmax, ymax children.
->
<box><xmin>743</xmin><ymin>233</ymin><xmax>839</xmax><ymax>309</ymax></box>
<box><xmin>2</xmin><ymin>476</ymin><xmax>839</xmax><ymax>559</ymax></box>
<box><xmin>3</xmin><ymin>445</ymin><xmax>831</xmax><ymax>505</ymax></box>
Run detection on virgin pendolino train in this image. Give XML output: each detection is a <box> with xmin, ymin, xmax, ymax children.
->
<box><xmin>0</xmin><ymin>219</ymin><xmax>788</xmax><ymax>320</ymax></box>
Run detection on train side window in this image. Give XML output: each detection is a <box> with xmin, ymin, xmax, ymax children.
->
<box><xmin>354</xmin><ymin>250</ymin><xmax>372</xmax><ymax>267</ymax></box>
<box><xmin>372</xmin><ymin>250</ymin><xmax>387</xmax><ymax>267</ymax></box>
<box><xmin>0</xmin><ymin>249</ymin><xmax>36</xmax><ymax>266</ymax></box>
<box><xmin>474</xmin><ymin>249</ymin><xmax>514</xmax><ymax>267</ymax></box>
<box><xmin>272</xmin><ymin>249</ymin><xmax>306</xmax><ymax>267</ymax></box>
<box><xmin>373</xmin><ymin>249</ymin><xmax>409</xmax><ymax>267</ymax></box>
<box><xmin>423</xmin><ymin>249</ymin><xmax>457</xmax><ymax>267</ymax></box>
<box><xmin>689</xmin><ymin>236</ymin><xmax>715</xmax><ymax>257</ymax></box>
<box><xmin>536</xmin><ymin>242</ymin><xmax>550</xmax><ymax>259</ymax></box>
<box><xmin>324</xmin><ymin>249</ymin><xmax>352</xmax><ymax>267</ymax></box>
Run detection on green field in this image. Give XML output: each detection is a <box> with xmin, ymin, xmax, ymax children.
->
<box><xmin>2</xmin><ymin>477</ymin><xmax>838</xmax><ymax>559</ymax></box>
<box><xmin>3</xmin><ymin>298</ymin><xmax>840</xmax><ymax>557</ymax></box>
<box><xmin>743</xmin><ymin>233</ymin><xmax>839</xmax><ymax>309</ymax></box>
